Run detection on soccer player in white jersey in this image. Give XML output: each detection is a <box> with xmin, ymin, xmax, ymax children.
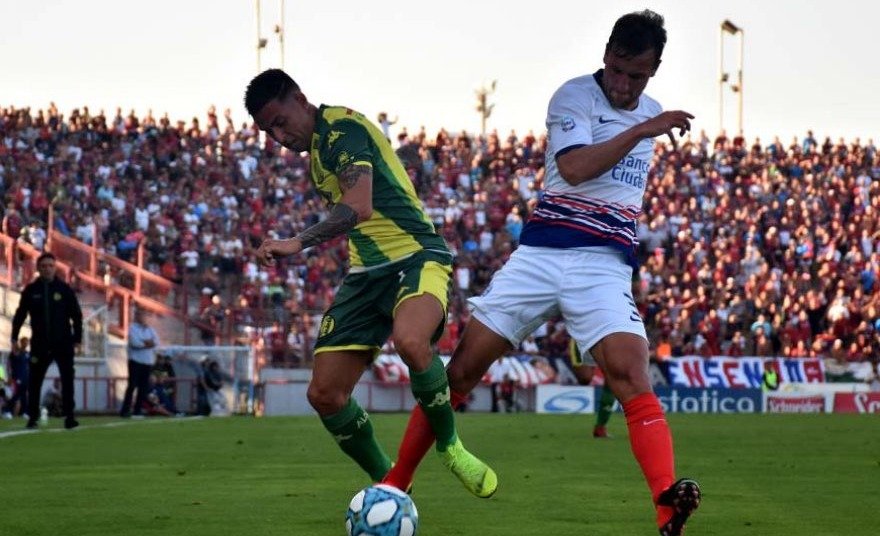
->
<box><xmin>383</xmin><ymin>10</ymin><xmax>700</xmax><ymax>536</ymax></box>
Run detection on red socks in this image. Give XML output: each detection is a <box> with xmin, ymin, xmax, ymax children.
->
<box><xmin>622</xmin><ymin>392</ymin><xmax>676</xmax><ymax>526</ymax></box>
<box><xmin>383</xmin><ymin>390</ymin><xmax>468</xmax><ymax>490</ymax></box>
<box><xmin>386</xmin><ymin>389</ymin><xmax>676</xmax><ymax>529</ymax></box>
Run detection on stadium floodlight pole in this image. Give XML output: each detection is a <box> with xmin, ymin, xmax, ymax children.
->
<box><xmin>718</xmin><ymin>25</ymin><xmax>724</xmax><ymax>134</ymax></box>
<box><xmin>719</xmin><ymin>19</ymin><xmax>744</xmax><ymax>135</ymax></box>
<box><xmin>275</xmin><ymin>0</ymin><xmax>285</xmax><ymax>70</ymax></box>
<box><xmin>475</xmin><ymin>80</ymin><xmax>497</xmax><ymax>137</ymax></box>
<box><xmin>256</xmin><ymin>0</ymin><xmax>260</xmax><ymax>72</ymax></box>
<box><xmin>255</xmin><ymin>0</ymin><xmax>268</xmax><ymax>72</ymax></box>
<box><xmin>736</xmin><ymin>25</ymin><xmax>744</xmax><ymax>135</ymax></box>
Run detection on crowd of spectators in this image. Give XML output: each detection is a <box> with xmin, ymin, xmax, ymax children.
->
<box><xmin>638</xmin><ymin>130</ymin><xmax>880</xmax><ymax>364</ymax></box>
<box><xmin>2</xmin><ymin>103</ymin><xmax>879</xmax><ymax>367</ymax></box>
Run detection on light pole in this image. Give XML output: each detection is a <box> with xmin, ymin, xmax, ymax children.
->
<box><xmin>256</xmin><ymin>0</ymin><xmax>285</xmax><ymax>73</ymax></box>
<box><xmin>274</xmin><ymin>0</ymin><xmax>286</xmax><ymax>70</ymax></box>
<box><xmin>475</xmin><ymin>80</ymin><xmax>497</xmax><ymax>137</ymax></box>
<box><xmin>718</xmin><ymin>19</ymin><xmax>744</xmax><ymax>135</ymax></box>
<box><xmin>255</xmin><ymin>0</ymin><xmax>267</xmax><ymax>72</ymax></box>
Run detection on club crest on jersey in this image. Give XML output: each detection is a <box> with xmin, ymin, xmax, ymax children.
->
<box><xmin>337</xmin><ymin>151</ymin><xmax>352</xmax><ymax>167</ymax></box>
<box><xmin>319</xmin><ymin>315</ymin><xmax>336</xmax><ymax>337</ymax></box>
<box><xmin>561</xmin><ymin>116</ymin><xmax>576</xmax><ymax>132</ymax></box>
<box><xmin>327</xmin><ymin>130</ymin><xmax>345</xmax><ymax>147</ymax></box>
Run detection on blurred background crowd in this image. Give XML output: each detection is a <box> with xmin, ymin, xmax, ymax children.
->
<box><xmin>1</xmin><ymin>104</ymin><xmax>878</xmax><ymax>371</ymax></box>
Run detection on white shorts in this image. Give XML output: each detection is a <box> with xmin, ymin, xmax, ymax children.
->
<box><xmin>468</xmin><ymin>245</ymin><xmax>647</xmax><ymax>365</ymax></box>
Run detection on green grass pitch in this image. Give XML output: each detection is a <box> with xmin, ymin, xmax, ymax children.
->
<box><xmin>2</xmin><ymin>412</ymin><xmax>878</xmax><ymax>535</ymax></box>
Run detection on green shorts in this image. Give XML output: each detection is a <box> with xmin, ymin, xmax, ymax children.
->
<box><xmin>314</xmin><ymin>251</ymin><xmax>452</xmax><ymax>357</ymax></box>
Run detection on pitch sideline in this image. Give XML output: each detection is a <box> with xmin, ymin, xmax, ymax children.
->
<box><xmin>0</xmin><ymin>415</ymin><xmax>204</xmax><ymax>440</ymax></box>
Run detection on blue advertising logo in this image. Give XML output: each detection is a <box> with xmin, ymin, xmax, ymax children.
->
<box><xmin>543</xmin><ymin>390</ymin><xmax>592</xmax><ymax>413</ymax></box>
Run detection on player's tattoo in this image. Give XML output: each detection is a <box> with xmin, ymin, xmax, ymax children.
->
<box><xmin>338</xmin><ymin>163</ymin><xmax>371</xmax><ymax>191</ymax></box>
<box><xmin>297</xmin><ymin>202</ymin><xmax>359</xmax><ymax>249</ymax></box>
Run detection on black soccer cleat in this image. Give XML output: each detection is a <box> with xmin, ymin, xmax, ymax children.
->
<box><xmin>657</xmin><ymin>478</ymin><xmax>701</xmax><ymax>536</ymax></box>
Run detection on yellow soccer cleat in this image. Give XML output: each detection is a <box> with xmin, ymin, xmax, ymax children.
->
<box><xmin>439</xmin><ymin>438</ymin><xmax>498</xmax><ymax>498</ymax></box>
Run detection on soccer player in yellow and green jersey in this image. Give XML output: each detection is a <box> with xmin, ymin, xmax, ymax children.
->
<box><xmin>244</xmin><ymin>68</ymin><xmax>496</xmax><ymax>498</ymax></box>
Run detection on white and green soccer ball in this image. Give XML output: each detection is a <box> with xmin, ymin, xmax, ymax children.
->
<box><xmin>345</xmin><ymin>484</ymin><xmax>418</xmax><ymax>536</ymax></box>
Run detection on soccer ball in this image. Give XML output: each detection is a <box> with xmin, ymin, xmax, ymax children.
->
<box><xmin>345</xmin><ymin>484</ymin><xmax>419</xmax><ymax>536</ymax></box>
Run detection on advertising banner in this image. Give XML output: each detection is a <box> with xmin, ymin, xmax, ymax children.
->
<box><xmin>536</xmin><ymin>385</ymin><xmax>596</xmax><ymax>414</ymax></box>
<box><xmin>667</xmin><ymin>357</ymin><xmax>825</xmax><ymax>389</ymax></box>
<box><xmin>653</xmin><ymin>387</ymin><xmax>763</xmax><ymax>413</ymax></box>
<box><xmin>832</xmin><ymin>392</ymin><xmax>880</xmax><ymax>414</ymax></box>
<box><xmin>765</xmin><ymin>394</ymin><xmax>827</xmax><ymax>413</ymax></box>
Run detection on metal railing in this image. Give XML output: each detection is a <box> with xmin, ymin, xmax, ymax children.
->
<box><xmin>1</xmin><ymin>209</ymin><xmax>319</xmax><ymax>362</ymax></box>
<box><xmin>0</xmin><ymin>207</ymin><xmax>227</xmax><ymax>345</ymax></box>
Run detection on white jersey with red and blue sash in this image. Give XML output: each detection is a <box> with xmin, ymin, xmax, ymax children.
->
<box><xmin>518</xmin><ymin>70</ymin><xmax>662</xmax><ymax>269</ymax></box>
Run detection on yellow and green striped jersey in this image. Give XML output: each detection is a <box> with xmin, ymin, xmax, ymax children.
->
<box><xmin>309</xmin><ymin>105</ymin><xmax>449</xmax><ymax>269</ymax></box>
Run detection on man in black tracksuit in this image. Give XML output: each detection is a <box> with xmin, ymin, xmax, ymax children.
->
<box><xmin>11</xmin><ymin>252</ymin><xmax>83</xmax><ymax>430</ymax></box>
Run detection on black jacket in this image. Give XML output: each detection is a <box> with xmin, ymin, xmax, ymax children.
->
<box><xmin>11</xmin><ymin>277</ymin><xmax>83</xmax><ymax>356</ymax></box>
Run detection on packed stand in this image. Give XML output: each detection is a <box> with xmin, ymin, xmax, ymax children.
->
<box><xmin>2</xmin><ymin>104</ymin><xmax>879</xmax><ymax>368</ymax></box>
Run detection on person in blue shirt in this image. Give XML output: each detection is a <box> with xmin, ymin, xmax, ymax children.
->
<box><xmin>120</xmin><ymin>308</ymin><xmax>159</xmax><ymax>418</ymax></box>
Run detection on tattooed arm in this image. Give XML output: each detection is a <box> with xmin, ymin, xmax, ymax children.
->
<box><xmin>298</xmin><ymin>202</ymin><xmax>359</xmax><ymax>249</ymax></box>
<box><xmin>255</xmin><ymin>163</ymin><xmax>373</xmax><ymax>265</ymax></box>
<box><xmin>335</xmin><ymin>163</ymin><xmax>373</xmax><ymax>222</ymax></box>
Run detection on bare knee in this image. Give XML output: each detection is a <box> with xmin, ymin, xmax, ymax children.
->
<box><xmin>307</xmin><ymin>382</ymin><xmax>348</xmax><ymax>416</ymax></box>
<box><xmin>393</xmin><ymin>332</ymin><xmax>432</xmax><ymax>371</ymax></box>
<box><xmin>604</xmin><ymin>360</ymin><xmax>648</xmax><ymax>386</ymax></box>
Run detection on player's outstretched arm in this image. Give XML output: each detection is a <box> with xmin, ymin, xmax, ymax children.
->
<box><xmin>556</xmin><ymin>110</ymin><xmax>693</xmax><ymax>186</ymax></box>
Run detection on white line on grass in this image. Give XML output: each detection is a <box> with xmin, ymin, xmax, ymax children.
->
<box><xmin>0</xmin><ymin>416</ymin><xmax>204</xmax><ymax>440</ymax></box>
